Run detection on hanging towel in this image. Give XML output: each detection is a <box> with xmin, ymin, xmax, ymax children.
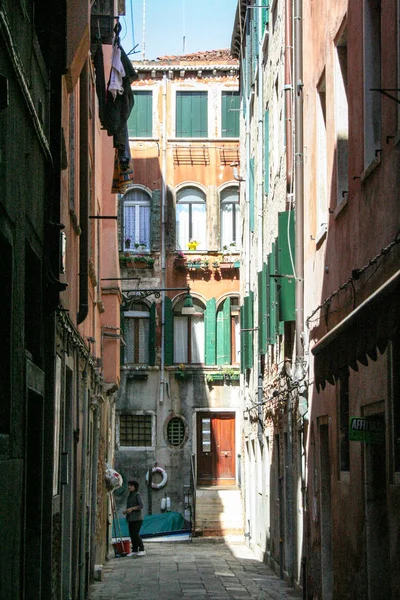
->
<box><xmin>108</xmin><ymin>43</ymin><xmax>125</xmax><ymax>100</ymax></box>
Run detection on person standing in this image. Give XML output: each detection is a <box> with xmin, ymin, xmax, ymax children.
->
<box><xmin>123</xmin><ymin>479</ymin><xmax>146</xmax><ymax>556</ymax></box>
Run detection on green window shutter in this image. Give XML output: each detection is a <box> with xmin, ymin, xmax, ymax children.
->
<box><xmin>268</xmin><ymin>244</ymin><xmax>278</xmax><ymax>344</ymax></box>
<box><xmin>258</xmin><ymin>265</ymin><xmax>267</xmax><ymax>354</ymax></box>
<box><xmin>150</xmin><ymin>189</ymin><xmax>161</xmax><ymax>251</ymax></box>
<box><xmin>164</xmin><ymin>297</ymin><xmax>174</xmax><ymax>366</ymax></box>
<box><xmin>120</xmin><ymin>310</ymin><xmax>125</xmax><ymax>364</ymax></box>
<box><xmin>252</xmin><ymin>12</ymin><xmax>258</xmax><ymax>82</ymax></box>
<box><xmin>264</xmin><ymin>110</ymin><xmax>269</xmax><ymax>194</ymax></box>
<box><xmin>242</xmin><ymin>294</ymin><xmax>254</xmax><ymax>370</ymax></box>
<box><xmin>217</xmin><ymin>297</ymin><xmax>231</xmax><ymax>365</ymax></box>
<box><xmin>149</xmin><ymin>303</ymin><xmax>156</xmax><ymax>366</ymax></box>
<box><xmin>247</xmin><ymin>291</ymin><xmax>254</xmax><ymax>369</ymax></box>
<box><xmin>176</xmin><ymin>92</ymin><xmax>207</xmax><ymax>137</ymax></box>
<box><xmin>240</xmin><ymin>305</ymin><xmax>246</xmax><ymax>373</ymax></box>
<box><xmin>262</xmin><ymin>5</ymin><xmax>270</xmax><ymax>30</ymax></box>
<box><xmin>205</xmin><ymin>298</ymin><xmax>216</xmax><ymax>365</ymax></box>
<box><xmin>128</xmin><ymin>91</ymin><xmax>152</xmax><ymax>137</ymax></box>
<box><xmin>278</xmin><ymin>211</ymin><xmax>296</xmax><ymax>321</ymax></box>
<box><xmin>222</xmin><ymin>92</ymin><xmax>240</xmax><ymax>138</ymax></box>
<box><xmin>249</xmin><ymin>157</ymin><xmax>255</xmax><ymax>232</ymax></box>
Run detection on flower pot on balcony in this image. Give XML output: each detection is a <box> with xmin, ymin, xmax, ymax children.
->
<box><xmin>174</xmin><ymin>258</ymin><xmax>187</xmax><ymax>269</ymax></box>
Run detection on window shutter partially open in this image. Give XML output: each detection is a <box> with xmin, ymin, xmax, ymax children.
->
<box><xmin>217</xmin><ymin>297</ymin><xmax>231</xmax><ymax>365</ymax></box>
<box><xmin>205</xmin><ymin>298</ymin><xmax>216</xmax><ymax>365</ymax></box>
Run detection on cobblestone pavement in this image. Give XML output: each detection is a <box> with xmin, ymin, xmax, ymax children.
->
<box><xmin>89</xmin><ymin>539</ymin><xmax>302</xmax><ymax>599</ymax></box>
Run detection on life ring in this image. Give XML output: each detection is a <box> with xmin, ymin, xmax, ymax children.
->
<box><xmin>146</xmin><ymin>466</ymin><xmax>168</xmax><ymax>489</ymax></box>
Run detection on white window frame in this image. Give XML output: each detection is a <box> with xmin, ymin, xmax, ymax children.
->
<box><xmin>123</xmin><ymin>188</ymin><xmax>151</xmax><ymax>251</ymax></box>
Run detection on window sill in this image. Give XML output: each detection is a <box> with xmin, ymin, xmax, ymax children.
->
<box><xmin>168</xmin><ymin>137</ymin><xmax>239</xmax><ymax>143</ymax></box>
<box><xmin>333</xmin><ymin>195</ymin><xmax>348</xmax><ymax>219</ymax></box>
<box><xmin>360</xmin><ymin>153</ymin><xmax>381</xmax><ymax>183</ymax></box>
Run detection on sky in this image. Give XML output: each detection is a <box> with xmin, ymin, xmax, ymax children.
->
<box><xmin>118</xmin><ymin>0</ymin><xmax>238</xmax><ymax>60</ymax></box>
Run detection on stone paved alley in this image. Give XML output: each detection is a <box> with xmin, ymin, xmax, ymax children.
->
<box><xmin>89</xmin><ymin>540</ymin><xmax>302</xmax><ymax>599</ymax></box>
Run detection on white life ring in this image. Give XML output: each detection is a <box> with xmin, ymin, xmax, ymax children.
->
<box><xmin>146</xmin><ymin>466</ymin><xmax>168</xmax><ymax>489</ymax></box>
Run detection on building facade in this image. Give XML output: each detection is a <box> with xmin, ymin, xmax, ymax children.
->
<box><xmin>231</xmin><ymin>0</ymin><xmax>306</xmax><ymax>589</ymax></box>
<box><xmin>303</xmin><ymin>0</ymin><xmax>400</xmax><ymax>597</ymax></box>
<box><xmin>0</xmin><ymin>1</ymin><xmax>122</xmax><ymax>597</ymax></box>
<box><xmin>232</xmin><ymin>0</ymin><xmax>400</xmax><ymax>598</ymax></box>
<box><xmin>114</xmin><ymin>51</ymin><xmax>245</xmax><ymax>537</ymax></box>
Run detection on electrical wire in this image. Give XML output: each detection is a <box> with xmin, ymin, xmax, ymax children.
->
<box><xmin>306</xmin><ymin>229</ymin><xmax>400</xmax><ymax>326</ymax></box>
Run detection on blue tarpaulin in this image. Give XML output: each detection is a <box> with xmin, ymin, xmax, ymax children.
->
<box><xmin>114</xmin><ymin>511</ymin><xmax>186</xmax><ymax>539</ymax></box>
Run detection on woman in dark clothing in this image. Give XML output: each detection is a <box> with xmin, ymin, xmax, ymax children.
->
<box><xmin>123</xmin><ymin>480</ymin><xmax>146</xmax><ymax>556</ymax></box>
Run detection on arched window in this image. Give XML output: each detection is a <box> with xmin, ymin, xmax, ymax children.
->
<box><xmin>123</xmin><ymin>188</ymin><xmax>151</xmax><ymax>251</ymax></box>
<box><xmin>173</xmin><ymin>297</ymin><xmax>205</xmax><ymax>364</ymax></box>
<box><xmin>220</xmin><ymin>187</ymin><xmax>240</xmax><ymax>250</ymax></box>
<box><xmin>176</xmin><ymin>187</ymin><xmax>206</xmax><ymax>251</ymax></box>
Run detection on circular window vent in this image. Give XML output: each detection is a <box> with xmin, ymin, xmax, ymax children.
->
<box><xmin>167</xmin><ymin>417</ymin><xmax>185</xmax><ymax>446</ymax></box>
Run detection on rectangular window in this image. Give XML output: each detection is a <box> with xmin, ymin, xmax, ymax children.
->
<box><xmin>124</xmin><ymin>313</ymin><xmax>150</xmax><ymax>364</ymax></box>
<box><xmin>176</xmin><ymin>91</ymin><xmax>208</xmax><ymax>137</ymax></box>
<box><xmin>124</xmin><ymin>201</ymin><xmax>151</xmax><ymax>249</ymax></box>
<box><xmin>317</xmin><ymin>74</ymin><xmax>328</xmax><ymax>236</ymax></box>
<box><xmin>364</xmin><ymin>0</ymin><xmax>381</xmax><ymax>167</ymax></box>
<box><xmin>128</xmin><ymin>91</ymin><xmax>153</xmax><ymax>137</ymax></box>
<box><xmin>335</xmin><ymin>28</ymin><xmax>348</xmax><ymax>205</ymax></box>
<box><xmin>221</xmin><ymin>91</ymin><xmax>240</xmax><ymax>137</ymax></box>
<box><xmin>120</xmin><ymin>414</ymin><xmax>152</xmax><ymax>446</ymax></box>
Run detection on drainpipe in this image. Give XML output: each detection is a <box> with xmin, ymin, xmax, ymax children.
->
<box><xmin>89</xmin><ymin>403</ymin><xmax>100</xmax><ymax>583</ymax></box>
<box><xmin>285</xmin><ymin>0</ymin><xmax>295</xmax><ymax>586</ymax></box>
<box><xmin>294</xmin><ymin>0</ymin><xmax>306</xmax><ymax>408</ymax></box>
<box><xmin>284</xmin><ymin>0</ymin><xmax>293</xmax><ymax>192</ymax></box>
<box><xmin>77</xmin><ymin>58</ymin><xmax>89</xmax><ymax>325</ymax></box>
<box><xmin>160</xmin><ymin>72</ymin><xmax>167</xmax><ymax>404</ymax></box>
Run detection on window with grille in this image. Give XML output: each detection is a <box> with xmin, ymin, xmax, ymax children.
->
<box><xmin>120</xmin><ymin>414</ymin><xmax>152</xmax><ymax>447</ymax></box>
<box><xmin>167</xmin><ymin>417</ymin><xmax>186</xmax><ymax>447</ymax></box>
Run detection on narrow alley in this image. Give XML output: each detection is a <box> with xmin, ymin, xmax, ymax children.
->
<box><xmin>89</xmin><ymin>540</ymin><xmax>302</xmax><ymax>599</ymax></box>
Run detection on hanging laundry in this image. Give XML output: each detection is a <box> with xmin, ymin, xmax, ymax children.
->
<box><xmin>108</xmin><ymin>43</ymin><xmax>125</xmax><ymax>100</ymax></box>
<box><xmin>93</xmin><ymin>38</ymin><xmax>107</xmax><ymax>127</ymax></box>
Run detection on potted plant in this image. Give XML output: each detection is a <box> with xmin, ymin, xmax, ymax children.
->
<box><xmin>125</xmin><ymin>238</ymin><xmax>132</xmax><ymax>249</ymax></box>
<box><xmin>187</xmin><ymin>239</ymin><xmax>200</xmax><ymax>251</ymax></box>
<box><xmin>202</xmin><ymin>260</ymin><xmax>210</xmax><ymax>269</ymax></box>
<box><xmin>131</xmin><ymin>254</ymin><xmax>155</xmax><ymax>268</ymax></box>
<box><xmin>212</xmin><ymin>260</ymin><xmax>220</xmax><ymax>269</ymax></box>
<box><xmin>174</xmin><ymin>250</ymin><xmax>187</xmax><ymax>269</ymax></box>
<box><xmin>187</xmin><ymin>257</ymin><xmax>202</xmax><ymax>269</ymax></box>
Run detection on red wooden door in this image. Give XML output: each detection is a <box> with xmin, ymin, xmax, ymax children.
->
<box><xmin>197</xmin><ymin>412</ymin><xmax>235</xmax><ymax>486</ymax></box>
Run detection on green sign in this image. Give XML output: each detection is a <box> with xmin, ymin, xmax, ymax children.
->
<box><xmin>349</xmin><ymin>417</ymin><xmax>385</xmax><ymax>444</ymax></box>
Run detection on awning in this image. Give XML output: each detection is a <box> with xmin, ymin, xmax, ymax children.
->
<box><xmin>312</xmin><ymin>269</ymin><xmax>400</xmax><ymax>391</ymax></box>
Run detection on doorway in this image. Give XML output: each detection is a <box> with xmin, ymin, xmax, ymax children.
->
<box><xmin>197</xmin><ymin>412</ymin><xmax>235</xmax><ymax>486</ymax></box>
<box><xmin>364</xmin><ymin>414</ymin><xmax>389</xmax><ymax>599</ymax></box>
<box><xmin>319</xmin><ymin>421</ymin><xmax>333</xmax><ymax>600</ymax></box>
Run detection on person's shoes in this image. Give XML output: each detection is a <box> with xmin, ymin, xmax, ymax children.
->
<box><xmin>137</xmin><ymin>551</ymin><xmax>146</xmax><ymax>556</ymax></box>
<box><xmin>127</xmin><ymin>552</ymin><xmax>138</xmax><ymax>557</ymax></box>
